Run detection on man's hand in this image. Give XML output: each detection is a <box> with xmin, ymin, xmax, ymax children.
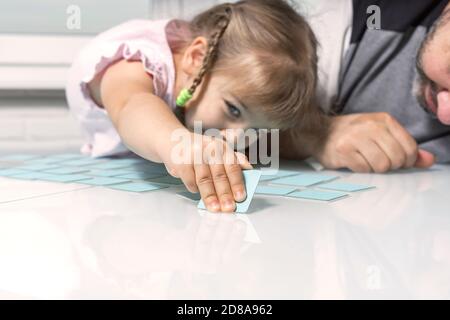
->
<box><xmin>165</xmin><ymin>132</ymin><xmax>252</xmax><ymax>213</ymax></box>
<box><xmin>314</xmin><ymin>112</ymin><xmax>435</xmax><ymax>173</ymax></box>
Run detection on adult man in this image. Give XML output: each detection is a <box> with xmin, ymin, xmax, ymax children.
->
<box><xmin>283</xmin><ymin>0</ymin><xmax>450</xmax><ymax>173</ymax></box>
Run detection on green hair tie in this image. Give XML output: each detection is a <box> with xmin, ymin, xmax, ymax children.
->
<box><xmin>176</xmin><ymin>88</ymin><xmax>193</xmax><ymax>108</ymax></box>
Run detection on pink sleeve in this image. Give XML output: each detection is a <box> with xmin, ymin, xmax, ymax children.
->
<box><xmin>65</xmin><ymin>20</ymin><xmax>175</xmax><ymax>158</ymax></box>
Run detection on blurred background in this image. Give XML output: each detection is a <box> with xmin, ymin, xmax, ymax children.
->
<box><xmin>0</xmin><ymin>0</ymin><xmax>313</xmax><ymax>155</ymax></box>
<box><xmin>0</xmin><ymin>0</ymin><xmax>230</xmax><ymax>154</ymax></box>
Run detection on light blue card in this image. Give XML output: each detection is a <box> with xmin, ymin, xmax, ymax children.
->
<box><xmin>287</xmin><ymin>189</ymin><xmax>348</xmax><ymax>201</ymax></box>
<box><xmin>88</xmin><ymin>169</ymin><xmax>135</xmax><ymax>177</ymax></box>
<box><xmin>43</xmin><ymin>167</ymin><xmax>90</xmax><ymax>175</ymax></box>
<box><xmin>0</xmin><ymin>168</ymin><xmax>31</xmax><ymax>176</ymax></box>
<box><xmin>109</xmin><ymin>158</ymin><xmax>146</xmax><ymax>165</ymax></box>
<box><xmin>198</xmin><ymin>170</ymin><xmax>262</xmax><ymax>213</ymax></box>
<box><xmin>61</xmin><ymin>158</ymin><xmax>107</xmax><ymax>166</ymax></box>
<box><xmin>177</xmin><ymin>191</ymin><xmax>201</xmax><ymax>201</ymax></box>
<box><xmin>17</xmin><ymin>164</ymin><xmax>61</xmax><ymax>171</ymax></box>
<box><xmin>318</xmin><ymin>182</ymin><xmax>375</xmax><ymax>192</ymax></box>
<box><xmin>108</xmin><ymin>182</ymin><xmax>168</xmax><ymax>192</ymax></box>
<box><xmin>270</xmin><ymin>173</ymin><xmax>338</xmax><ymax>187</ymax></box>
<box><xmin>131</xmin><ymin>163</ymin><xmax>168</xmax><ymax>174</ymax></box>
<box><xmin>26</xmin><ymin>157</ymin><xmax>65</xmax><ymax>165</ymax></box>
<box><xmin>78</xmin><ymin>177</ymin><xmax>131</xmax><ymax>186</ymax></box>
<box><xmin>255</xmin><ymin>185</ymin><xmax>297</xmax><ymax>196</ymax></box>
<box><xmin>51</xmin><ymin>153</ymin><xmax>86</xmax><ymax>160</ymax></box>
<box><xmin>148</xmin><ymin>175</ymin><xmax>183</xmax><ymax>185</ymax></box>
<box><xmin>116</xmin><ymin>172</ymin><xmax>165</xmax><ymax>180</ymax></box>
<box><xmin>87</xmin><ymin>162</ymin><xmax>131</xmax><ymax>170</ymax></box>
<box><xmin>8</xmin><ymin>172</ymin><xmax>52</xmax><ymax>180</ymax></box>
<box><xmin>40</xmin><ymin>174</ymin><xmax>92</xmax><ymax>183</ymax></box>
<box><xmin>259</xmin><ymin>170</ymin><xmax>298</xmax><ymax>181</ymax></box>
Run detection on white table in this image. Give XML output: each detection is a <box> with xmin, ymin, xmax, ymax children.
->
<box><xmin>0</xmin><ymin>162</ymin><xmax>449</xmax><ymax>299</ymax></box>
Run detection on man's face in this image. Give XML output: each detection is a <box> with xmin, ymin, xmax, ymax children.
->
<box><xmin>416</xmin><ymin>7</ymin><xmax>450</xmax><ymax>125</ymax></box>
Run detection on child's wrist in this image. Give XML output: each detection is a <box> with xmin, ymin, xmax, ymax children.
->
<box><xmin>158</xmin><ymin>127</ymin><xmax>192</xmax><ymax>165</ymax></box>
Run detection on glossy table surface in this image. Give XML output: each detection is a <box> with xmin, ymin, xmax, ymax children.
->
<box><xmin>0</xmin><ymin>161</ymin><xmax>449</xmax><ymax>299</ymax></box>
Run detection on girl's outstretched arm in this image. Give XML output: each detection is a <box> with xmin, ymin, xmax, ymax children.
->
<box><xmin>88</xmin><ymin>59</ymin><xmax>251</xmax><ymax>213</ymax></box>
<box><xmin>88</xmin><ymin>59</ymin><xmax>186</xmax><ymax>163</ymax></box>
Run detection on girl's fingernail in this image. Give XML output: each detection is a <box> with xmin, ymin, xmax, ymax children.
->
<box><xmin>222</xmin><ymin>200</ymin><xmax>235</xmax><ymax>211</ymax></box>
<box><xmin>235</xmin><ymin>190</ymin><xmax>246</xmax><ymax>201</ymax></box>
<box><xmin>210</xmin><ymin>201</ymin><xmax>220</xmax><ymax>211</ymax></box>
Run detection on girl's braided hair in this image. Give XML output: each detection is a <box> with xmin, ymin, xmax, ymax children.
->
<box><xmin>176</xmin><ymin>0</ymin><xmax>327</xmax><ymax>134</ymax></box>
<box><xmin>174</xmin><ymin>5</ymin><xmax>232</xmax><ymax>122</ymax></box>
<box><xmin>187</xmin><ymin>6</ymin><xmax>232</xmax><ymax>96</ymax></box>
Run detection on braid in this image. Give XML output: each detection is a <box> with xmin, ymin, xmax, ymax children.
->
<box><xmin>188</xmin><ymin>8</ymin><xmax>231</xmax><ymax>94</ymax></box>
<box><xmin>174</xmin><ymin>6</ymin><xmax>232</xmax><ymax>124</ymax></box>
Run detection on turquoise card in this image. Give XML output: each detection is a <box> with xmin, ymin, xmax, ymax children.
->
<box><xmin>18</xmin><ymin>164</ymin><xmax>60</xmax><ymax>171</ymax></box>
<box><xmin>116</xmin><ymin>172</ymin><xmax>165</xmax><ymax>180</ymax></box>
<box><xmin>109</xmin><ymin>158</ymin><xmax>146</xmax><ymax>165</ymax></box>
<box><xmin>88</xmin><ymin>169</ymin><xmax>134</xmax><ymax>177</ymax></box>
<box><xmin>318</xmin><ymin>182</ymin><xmax>375</xmax><ymax>192</ymax></box>
<box><xmin>198</xmin><ymin>170</ymin><xmax>262</xmax><ymax>213</ymax></box>
<box><xmin>131</xmin><ymin>163</ymin><xmax>168</xmax><ymax>174</ymax></box>
<box><xmin>8</xmin><ymin>172</ymin><xmax>53</xmax><ymax>180</ymax></box>
<box><xmin>87</xmin><ymin>162</ymin><xmax>131</xmax><ymax>170</ymax></box>
<box><xmin>259</xmin><ymin>169</ymin><xmax>298</xmax><ymax>181</ymax></box>
<box><xmin>40</xmin><ymin>174</ymin><xmax>92</xmax><ymax>183</ymax></box>
<box><xmin>62</xmin><ymin>158</ymin><xmax>106</xmax><ymax>166</ymax></box>
<box><xmin>148</xmin><ymin>175</ymin><xmax>183</xmax><ymax>185</ymax></box>
<box><xmin>270</xmin><ymin>173</ymin><xmax>338</xmax><ymax>187</ymax></box>
<box><xmin>255</xmin><ymin>185</ymin><xmax>297</xmax><ymax>196</ymax></box>
<box><xmin>51</xmin><ymin>153</ymin><xmax>86</xmax><ymax>160</ymax></box>
<box><xmin>78</xmin><ymin>177</ymin><xmax>131</xmax><ymax>186</ymax></box>
<box><xmin>0</xmin><ymin>168</ymin><xmax>31</xmax><ymax>176</ymax></box>
<box><xmin>28</xmin><ymin>157</ymin><xmax>66</xmax><ymax>165</ymax></box>
<box><xmin>177</xmin><ymin>191</ymin><xmax>201</xmax><ymax>201</ymax></box>
<box><xmin>108</xmin><ymin>182</ymin><xmax>168</xmax><ymax>192</ymax></box>
<box><xmin>287</xmin><ymin>189</ymin><xmax>348</xmax><ymax>201</ymax></box>
<box><xmin>43</xmin><ymin>167</ymin><xmax>90</xmax><ymax>175</ymax></box>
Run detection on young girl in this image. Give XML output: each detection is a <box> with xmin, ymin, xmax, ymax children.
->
<box><xmin>66</xmin><ymin>0</ymin><xmax>326</xmax><ymax>212</ymax></box>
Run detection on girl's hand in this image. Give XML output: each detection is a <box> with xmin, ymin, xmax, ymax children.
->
<box><xmin>314</xmin><ymin>113</ymin><xmax>435</xmax><ymax>173</ymax></box>
<box><xmin>166</xmin><ymin>132</ymin><xmax>253</xmax><ymax>213</ymax></box>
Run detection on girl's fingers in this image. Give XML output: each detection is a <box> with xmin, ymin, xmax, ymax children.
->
<box><xmin>209</xmin><ymin>163</ymin><xmax>236</xmax><ymax>213</ymax></box>
<box><xmin>224</xmin><ymin>153</ymin><xmax>247</xmax><ymax>203</ymax></box>
<box><xmin>177</xmin><ymin>164</ymin><xmax>198</xmax><ymax>193</ymax></box>
<box><xmin>194</xmin><ymin>163</ymin><xmax>221</xmax><ymax>212</ymax></box>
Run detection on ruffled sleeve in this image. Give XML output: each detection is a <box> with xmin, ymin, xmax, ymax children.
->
<box><xmin>65</xmin><ymin>19</ymin><xmax>176</xmax><ymax>158</ymax></box>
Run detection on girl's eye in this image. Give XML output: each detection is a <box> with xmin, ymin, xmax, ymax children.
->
<box><xmin>225</xmin><ymin>101</ymin><xmax>241</xmax><ymax>119</ymax></box>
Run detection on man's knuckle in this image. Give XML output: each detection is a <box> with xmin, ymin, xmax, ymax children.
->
<box><xmin>335</xmin><ymin>140</ymin><xmax>351</xmax><ymax>154</ymax></box>
<box><xmin>376</xmin><ymin>160</ymin><xmax>391</xmax><ymax>173</ymax></box>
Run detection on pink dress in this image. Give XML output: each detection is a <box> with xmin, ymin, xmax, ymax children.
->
<box><xmin>66</xmin><ymin>19</ymin><xmax>182</xmax><ymax>157</ymax></box>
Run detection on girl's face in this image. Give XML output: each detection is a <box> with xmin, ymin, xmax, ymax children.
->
<box><xmin>184</xmin><ymin>73</ymin><xmax>270</xmax><ymax>132</ymax></box>
<box><xmin>175</xmin><ymin>37</ymin><xmax>272</xmax><ymax>138</ymax></box>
